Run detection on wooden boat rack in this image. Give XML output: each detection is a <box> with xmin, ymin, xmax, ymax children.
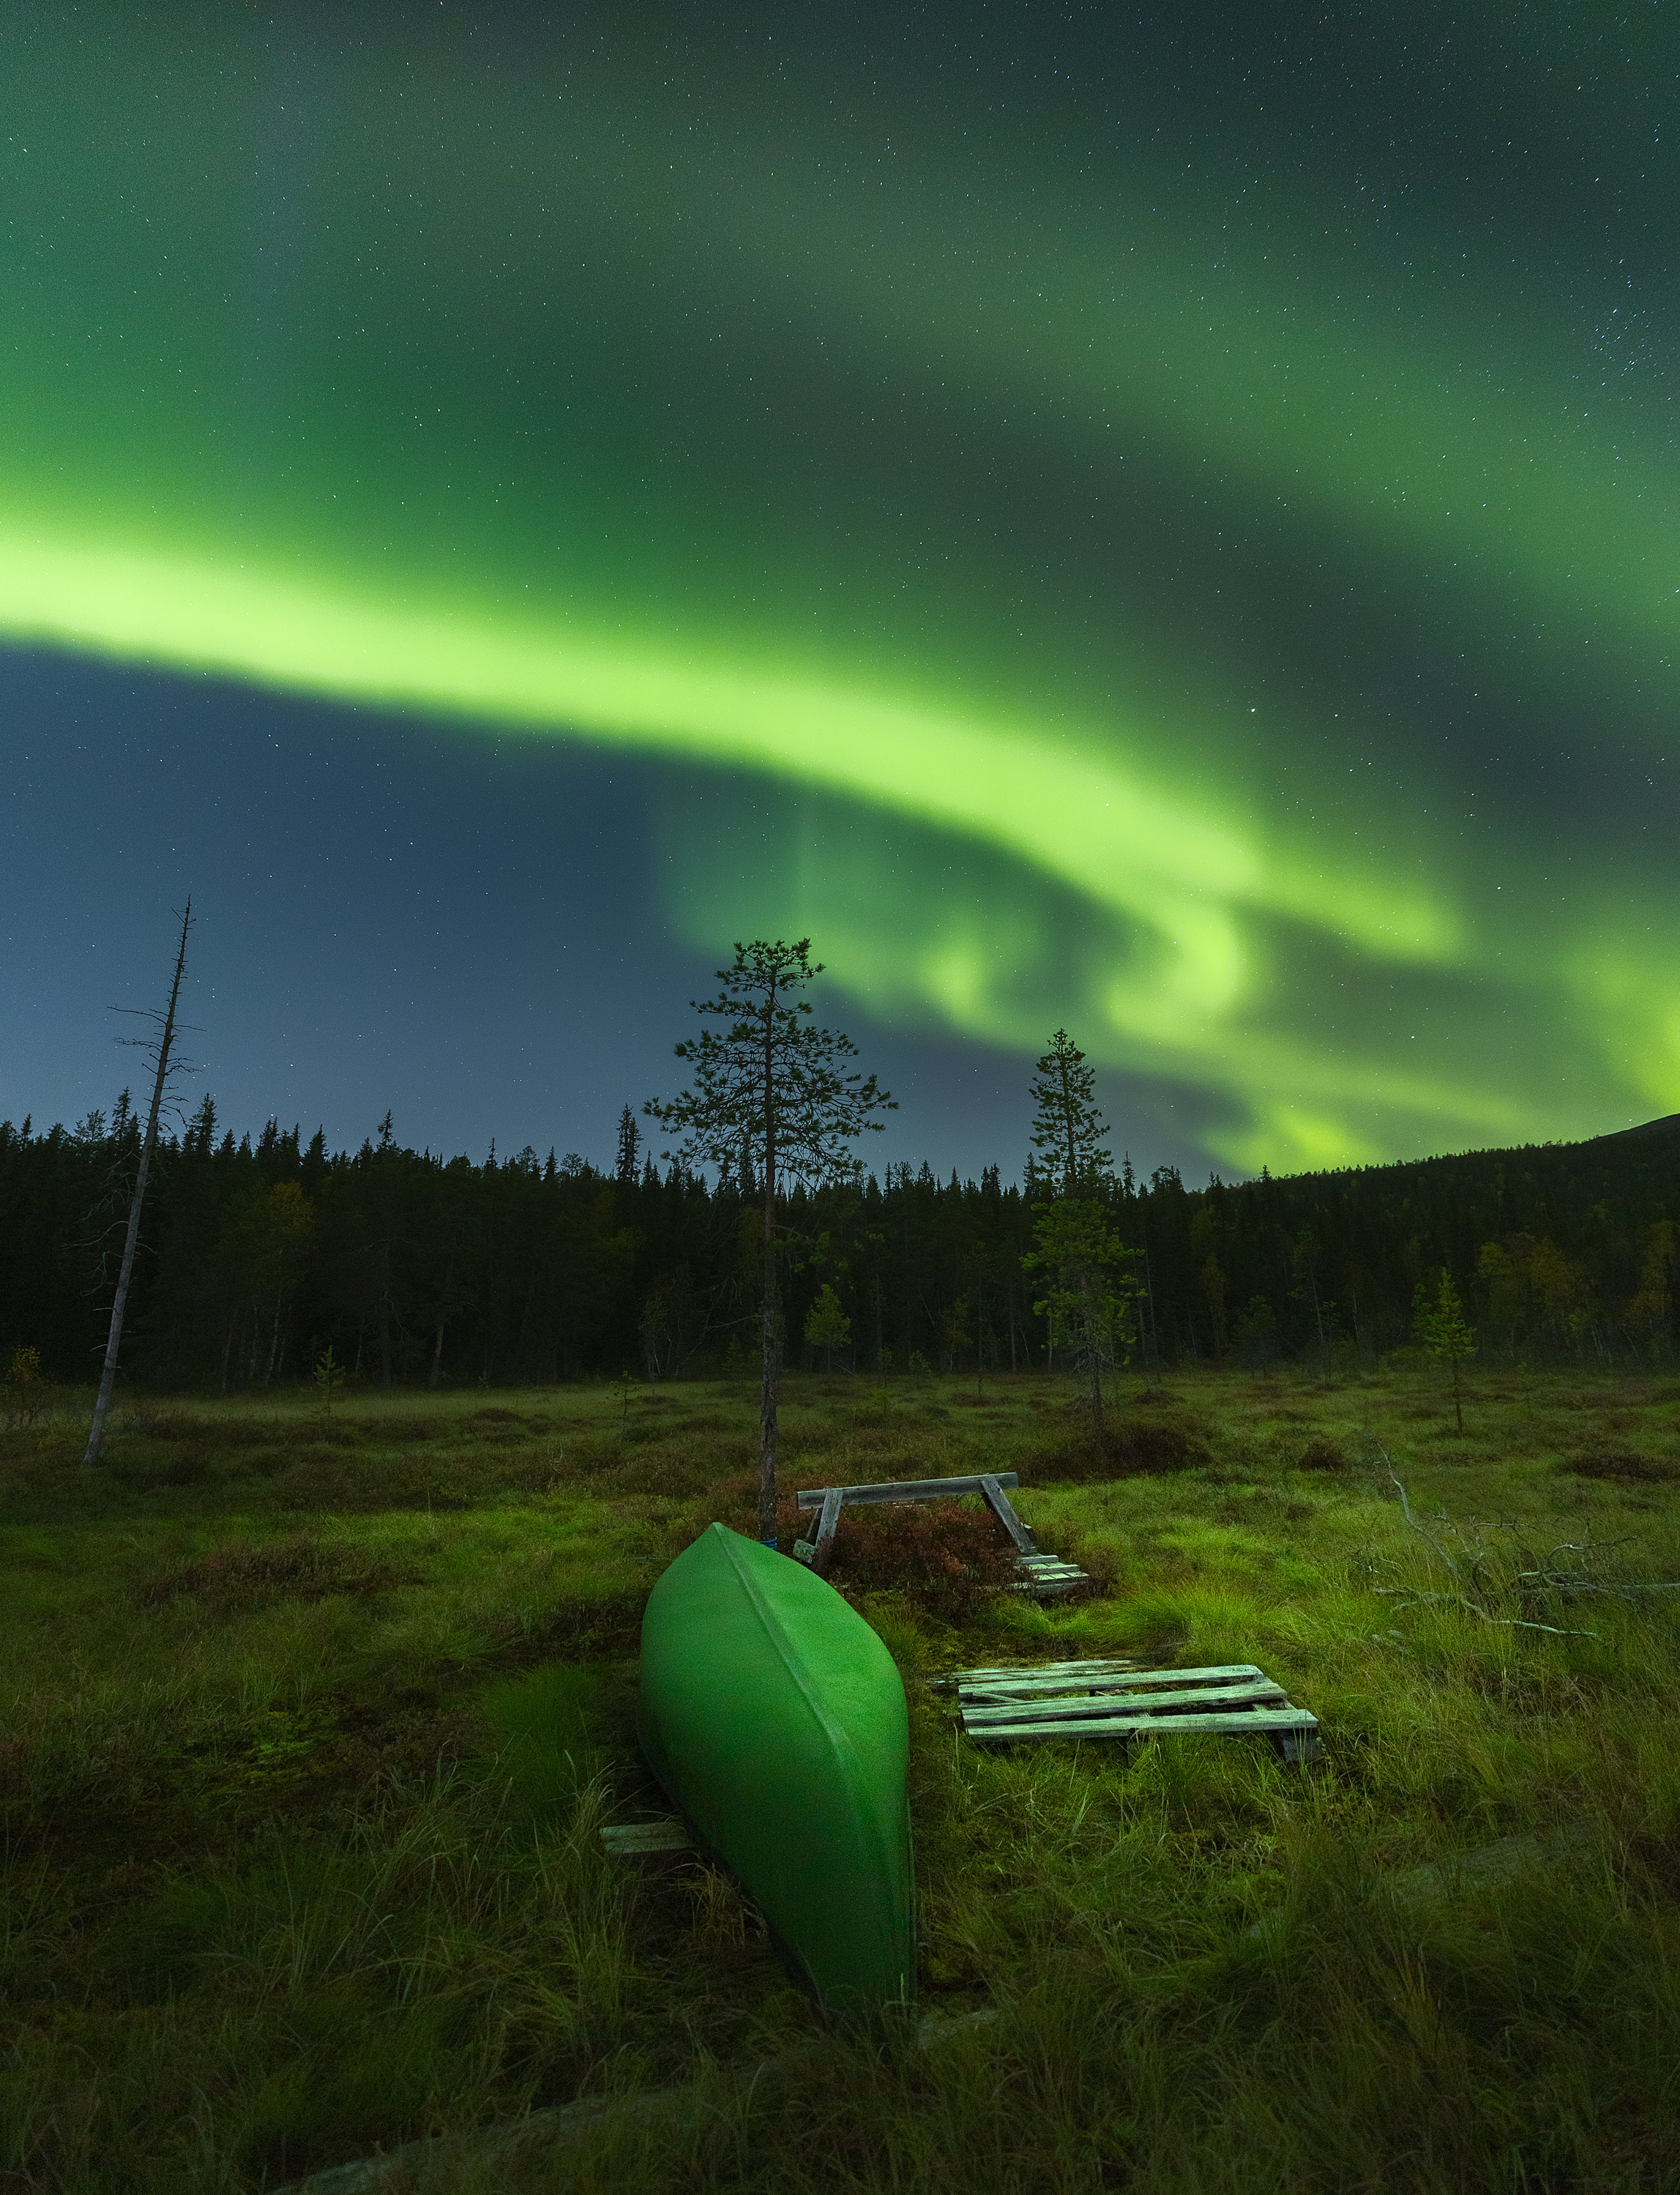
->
<box><xmin>937</xmin><ymin>1655</ymin><xmax>1324</xmax><ymax>1764</ymax></box>
<box><xmin>791</xmin><ymin>1470</ymin><xmax>1090</xmax><ymax>1598</ymax></box>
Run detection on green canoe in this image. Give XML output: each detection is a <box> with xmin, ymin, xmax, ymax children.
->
<box><xmin>637</xmin><ymin>1522</ymin><xmax>915</xmax><ymax>2019</ymax></box>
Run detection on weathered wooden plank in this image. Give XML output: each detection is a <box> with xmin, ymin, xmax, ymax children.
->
<box><xmin>966</xmin><ymin>1706</ymin><xmax>1320</xmax><ymax>1744</ymax></box>
<box><xmin>979</xmin><ymin>1472</ymin><xmax>1039</xmax><ymax>1554</ymax></box>
<box><xmin>957</xmin><ymin>1662</ymin><xmax>1261</xmax><ymax>1701</ymax></box>
<box><xmin>962</xmin><ymin>1677</ymin><xmax>1287</xmax><ymax>1729</ymax></box>
<box><xmin>795</xmin><ymin>1472</ymin><xmax>1019</xmax><ymax>1511</ymax></box>
<box><xmin>944</xmin><ymin>1656</ymin><xmax>1141</xmax><ymax>1685</ymax></box>
<box><xmin>601</xmin><ymin>1819</ymin><xmax>693</xmax><ymax>1855</ymax></box>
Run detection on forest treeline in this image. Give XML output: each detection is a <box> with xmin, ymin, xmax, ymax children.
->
<box><xmin>1</xmin><ymin>1095</ymin><xmax>1676</xmax><ymax>1390</ymax></box>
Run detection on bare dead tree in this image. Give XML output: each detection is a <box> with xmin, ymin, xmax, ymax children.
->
<box><xmin>83</xmin><ymin>901</ymin><xmax>195</xmax><ymax>1467</ymax></box>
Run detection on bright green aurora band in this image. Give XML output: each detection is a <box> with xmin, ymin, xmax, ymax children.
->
<box><xmin>3</xmin><ymin>12</ymin><xmax>1676</xmax><ymax>1171</ymax></box>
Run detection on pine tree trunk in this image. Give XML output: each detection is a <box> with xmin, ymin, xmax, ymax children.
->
<box><xmin>84</xmin><ymin>903</ymin><xmax>192</xmax><ymax>1467</ymax></box>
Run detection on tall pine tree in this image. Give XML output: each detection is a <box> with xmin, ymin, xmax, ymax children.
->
<box><xmin>1027</xmin><ymin>1029</ymin><xmax>1115</xmax><ymax>1195</ymax></box>
<box><xmin>646</xmin><ymin>940</ymin><xmax>893</xmax><ymax>1543</ymax></box>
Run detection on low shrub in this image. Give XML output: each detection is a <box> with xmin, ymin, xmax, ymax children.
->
<box><xmin>523</xmin><ymin>1582</ymin><xmax>654</xmax><ymax>1654</ymax></box>
<box><xmin>821</xmin><ymin>1499</ymin><xmax>1019</xmax><ymax>1622</ymax></box>
<box><xmin>1297</xmin><ymin>1436</ymin><xmax>1351</xmax><ymax>1472</ymax></box>
<box><xmin>1028</xmin><ymin>1412</ymin><xmax>1213</xmax><ymax>1483</ymax></box>
<box><xmin>103</xmin><ymin>1450</ymin><xmax>217</xmax><ymax>1491</ymax></box>
<box><xmin>1564</xmin><ymin>1448</ymin><xmax>1678</xmax><ymax>1482</ymax></box>
<box><xmin>139</xmin><ymin>1535</ymin><xmax>404</xmax><ymax>1608</ymax></box>
<box><xmin>378</xmin><ymin>1415</ymin><xmax>443</xmax><ymax>1444</ymax></box>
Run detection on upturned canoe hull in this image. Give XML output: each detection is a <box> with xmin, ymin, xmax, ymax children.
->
<box><xmin>637</xmin><ymin>1522</ymin><xmax>915</xmax><ymax>2018</ymax></box>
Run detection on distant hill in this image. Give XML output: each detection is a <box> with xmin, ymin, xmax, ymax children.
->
<box><xmin>1590</xmin><ymin>1114</ymin><xmax>1680</xmax><ymax>1146</ymax></box>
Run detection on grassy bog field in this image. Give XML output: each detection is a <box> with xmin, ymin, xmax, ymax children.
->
<box><xmin>4</xmin><ymin>1367</ymin><xmax>1680</xmax><ymax>2193</ymax></box>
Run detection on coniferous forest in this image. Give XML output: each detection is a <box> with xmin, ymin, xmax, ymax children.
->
<box><xmin>4</xmin><ymin>1089</ymin><xmax>1675</xmax><ymax>1393</ymax></box>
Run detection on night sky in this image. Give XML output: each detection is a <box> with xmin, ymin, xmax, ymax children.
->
<box><xmin>4</xmin><ymin>4</ymin><xmax>1676</xmax><ymax>1179</ymax></box>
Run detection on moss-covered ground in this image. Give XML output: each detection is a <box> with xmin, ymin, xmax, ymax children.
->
<box><xmin>4</xmin><ymin>1367</ymin><xmax>1680</xmax><ymax>2191</ymax></box>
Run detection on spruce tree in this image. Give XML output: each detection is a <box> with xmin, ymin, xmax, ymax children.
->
<box><xmin>1023</xmin><ymin>1199</ymin><xmax>1140</xmax><ymax>1437</ymax></box>
<box><xmin>1023</xmin><ymin>1026</ymin><xmax>1137</xmax><ymax>1438</ymax></box>
<box><xmin>1027</xmin><ymin>1029</ymin><xmax>1114</xmax><ymax>1194</ymax></box>
<box><xmin>647</xmin><ymin>940</ymin><xmax>893</xmax><ymax>1543</ymax></box>
<box><xmin>804</xmin><ymin>1282</ymin><xmax>851</xmax><ymax>1375</ymax></box>
<box><xmin>615</xmin><ymin>1104</ymin><xmax>642</xmax><ymax>1188</ymax></box>
<box><xmin>1415</xmin><ymin>1270</ymin><xmax>1476</xmax><ymax>1432</ymax></box>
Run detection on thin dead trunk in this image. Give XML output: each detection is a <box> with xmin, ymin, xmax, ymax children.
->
<box><xmin>85</xmin><ymin>902</ymin><xmax>193</xmax><ymax>1467</ymax></box>
<box><xmin>264</xmin><ymin>1277</ymin><xmax>284</xmax><ymax>1385</ymax></box>
<box><xmin>759</xmin><ymin>974</ymin><xmax>779</xmax><ymax>1544</ymax></box>
<box><xmin>378</xmin><ymin>1245</ymin><xmax>394</xmax><ymax>1387</ymax></box>
<box><xmin>429</xmin><ymin>1256</ymin><xmax>454</xmax><ymax>1390</ymax></box>
<box><xmin>1083</xmin><ymin>1266</ymin><xmax>1105</xmax><ymax>1442</ymax></box>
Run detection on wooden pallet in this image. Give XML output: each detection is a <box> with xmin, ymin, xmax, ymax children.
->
<box><xmin>791</xmin><ymin>1470</ymin><xmax>1091</xmax><ymax>1598</ymax></box>
<box><xmin>944</xmin><ymin>1657</ymin><xmax>1324</xmax><ymax>1764</ymax></box>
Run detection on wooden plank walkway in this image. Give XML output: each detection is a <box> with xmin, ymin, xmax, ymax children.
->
<box><xmin>791</xmin><ymin>1470</ymin><xmax>1092</xmax><ymax>1598</ymax></box>
<box><xmin>941</xmin><ymin>1656</ymin><xmax>1324</xmax><ymax>1764</ymax></box>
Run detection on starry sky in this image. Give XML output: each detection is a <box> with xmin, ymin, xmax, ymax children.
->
<box><xmin>3</xmin><ymin>3</ymin><xmax>1676</xmax><ymax>1178</ymax></box>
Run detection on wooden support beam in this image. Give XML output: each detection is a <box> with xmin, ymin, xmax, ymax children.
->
<box><xmin>811</xmin><ymin>1484</ymin><xmax>843</xmax><ymax>1576</ymax></box>
<box><xmin>1272</xmin><ymin>1728</ymin><xmax>1326</xmax><ymax>1764</ymax></box>
<box><xmin>794</xmin><ymin>1472</ymin><xmax>1019</xmax><ymax>1512</ymax></box>
<box><xmin>979</xmin><ymin>1472</ymin><xmax>1037</xmax><ymax>1554</ymax></box>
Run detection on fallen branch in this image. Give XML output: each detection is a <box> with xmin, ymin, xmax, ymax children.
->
<box><xmin>1371</xmin><ymin>1587</ymin><xmax>1597</xmax><ymax>1637</ymax></box>
<box><xmin>1375</xmin><ymin>1450</ymin><xmax>1605</xmax><ymax>1635</ymax></box>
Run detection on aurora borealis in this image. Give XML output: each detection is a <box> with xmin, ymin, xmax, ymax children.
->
<box><xmin>4</xmin><ymin>6</ymin><xmax>1676</xmax><ymax>1172</ymax></box>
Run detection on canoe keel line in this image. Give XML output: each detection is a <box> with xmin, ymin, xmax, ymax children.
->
<box><xmin>637</xmin><ymin>1523</ymin><xmax>916</xmax><ymax>2020</ymax></box>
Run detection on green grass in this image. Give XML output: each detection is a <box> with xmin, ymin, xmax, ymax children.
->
<box><xmin>4</xmin><ymin>1366</ymin><xmax>1680</xmax><ymax>2191</ymax></box>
